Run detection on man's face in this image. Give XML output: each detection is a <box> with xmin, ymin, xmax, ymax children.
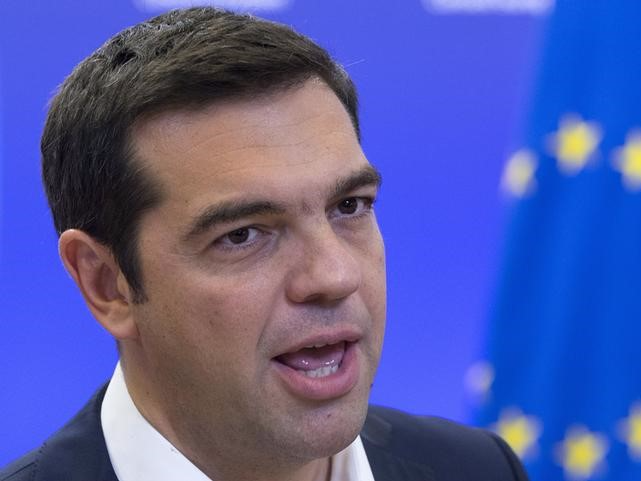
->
<box><xmin>127</xmin><ymin>79</ymin><xmax>386</xmax><ymax>470</ymax></box>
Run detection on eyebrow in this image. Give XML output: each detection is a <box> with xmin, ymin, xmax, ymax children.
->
<box><xmin>182</xmin><ymin>165</ymin><xmax>383</xmax><ymax>241</ymax></box>
<box><xmin>183</xmin><ymin>200</ymin><xmax>286</xmax><ymax>242</ymax></box>
<box><xmin>329</xmin><ymin>165</ymin><xmax>382</xmax><ymax>200</ymax></box>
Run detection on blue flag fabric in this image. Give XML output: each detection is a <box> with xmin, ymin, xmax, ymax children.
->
<box><xmin>476</xmin><ymin>2</ymin><xmax>641</xmax><ymax>480</ymax></box>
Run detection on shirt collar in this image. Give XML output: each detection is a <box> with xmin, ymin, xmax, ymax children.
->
<box><xmin>101</xmin><ymin>363</ymin><xmax>375</xmax><ymax>481</ymax></box>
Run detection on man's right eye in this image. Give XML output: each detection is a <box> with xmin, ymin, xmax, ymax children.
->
<box><xmin>215</xmin><ymin>227</ymin><xmax>260</xmax><ymax>249</ymax></box>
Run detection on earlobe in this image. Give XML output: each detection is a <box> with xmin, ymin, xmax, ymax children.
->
<box><xmin>58</xmin><ymin>229</ymin><xmax>139</xmax><ymax>341</ymax></box>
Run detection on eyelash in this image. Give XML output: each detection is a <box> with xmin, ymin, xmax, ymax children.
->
<box><xmin>212</xmin><ymin>196</ymin><xmax>376</xmax><ymax>251</ymax></box>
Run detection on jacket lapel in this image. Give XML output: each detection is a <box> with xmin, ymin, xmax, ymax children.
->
<box><xmin>361</xmin><ymin>408</ymin><xmax>436</xmax><ymax>481</ymax></box>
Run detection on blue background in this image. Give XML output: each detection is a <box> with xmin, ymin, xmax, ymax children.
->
<box><xmin>0</xmin><ymin>0</ymin><xmax>547</xmax><ymax>466</ymax></box>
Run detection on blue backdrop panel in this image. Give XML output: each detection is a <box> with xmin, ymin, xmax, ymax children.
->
<box><xmin>0</xmin><ymin>0</ymin><xmax>545</xmax><ymax>466</ymax></box>
<box><xmin>477</xmin><ymin>1</ymin><xmax>641</xmax><ymax>480</ymax></box>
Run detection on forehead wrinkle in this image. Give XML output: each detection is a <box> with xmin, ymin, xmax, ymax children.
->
<box><xmin>206</xmin><ymin>124</ymin><xmax>360</xmax><ymax>178</ymax></box>
<box><xmin>179</xmin><ymin>116</ymin><xmax>353</xmax><ymax>163</ymax></box>
<box><xmin>132</xmin><ymin>102</ymin><xmax>358</xmax><ymax>186</ymax></box>
<box><xmin>151</xmin><ymin>88</ymin><xmax>351</xmax><ymax>157</ymax></box>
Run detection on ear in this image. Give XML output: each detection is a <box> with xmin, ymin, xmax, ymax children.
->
<box><xmin>58</xmin><ymin>229</ymin><xmax>139</xmax><ymax>341</ymax></box>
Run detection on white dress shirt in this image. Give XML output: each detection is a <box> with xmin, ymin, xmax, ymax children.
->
<box><xmin>101</xmin><ymin>363</ymin><xmax>376</xmax><ymax>481</ymax></box>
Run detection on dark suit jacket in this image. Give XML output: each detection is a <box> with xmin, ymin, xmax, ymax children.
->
<box><xmin>0</xmin><ymin>386</ymin><xmax>528</xmax><ymax>480</ymax></box>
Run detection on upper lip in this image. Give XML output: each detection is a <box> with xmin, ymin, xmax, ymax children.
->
<box><xmin>273</xmin><ymin>327</ymin><xmax>363</xmax><ymax>357</ymax></box>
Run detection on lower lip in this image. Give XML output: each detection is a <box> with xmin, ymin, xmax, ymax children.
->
<box><xmin>271</xmin><ymin>342</ymin><xmax>359</xmax><ymax>401</ymax></box>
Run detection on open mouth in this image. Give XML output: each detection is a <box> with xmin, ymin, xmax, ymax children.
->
<box><xmin>270</xmin><ymin>333</ymin><xmax>361</xmax><ymax>400</ymax></box>
<box><xmin>275</xmin><ymin>341</ymin><xmax>348</xmax><ymax>379</ymax></box>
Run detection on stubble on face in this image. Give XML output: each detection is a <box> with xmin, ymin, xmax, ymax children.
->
<box><xmin>120</xmin><ymin>79</ymin><xmax>386</xmax><ymax>481</ymax></box>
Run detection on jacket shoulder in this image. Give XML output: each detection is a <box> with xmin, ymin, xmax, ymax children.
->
<box><xmin>0</xmin><ymin>448</ymin><xmax>39</xmax><ymax>481</ymax></box>
<box><xmin>0</xmin><ymin>384</ymin><xmax>117</xmax><ymax>481</ymax></box>
<box><xmin>362</xmin><ymin>405</ymin><xmax>529</xmax><ymax>481</ymax></box>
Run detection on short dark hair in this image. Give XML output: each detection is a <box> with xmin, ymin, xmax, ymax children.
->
<box><xmin>42</xmin><ymin>7</ymin><xmax>359</xmax><ymax>303</ymax></box>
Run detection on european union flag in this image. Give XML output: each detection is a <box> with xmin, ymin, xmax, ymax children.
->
<box><xmin>476</xmin><ymin>1</ymin><xmax>641</xmax><ymax>480</ymax></box>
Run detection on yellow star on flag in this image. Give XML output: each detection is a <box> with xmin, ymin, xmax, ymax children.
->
<box><xmin>556</xmin><ymin>426</ymin><xmax>608</xmax><ymax>480</ymax></box>
<box><xmin>618</xmin><ymin>402</ymin><xmax>641</xmax><ymax>460</ymax></box>
<box><xmin>492</xmin><ymin>408</ymin><xmax>541</xmax><ymax>460</ymax></box>
<box><xmin>464</xmin><ymin>361</ymin><xmax>494</xmax><ymax>402</ymax></box>
<box><xmin>549</xmin><ymin>115</ymin><xmax>602</xmax><ymax>175</ymax></box>
<box><xmin>500</xmin><ymin>149</ymin><xmax>537</xmax><ymax>197</ymax></box>
<box><xmin>612</xmin><ymin>131</ymin><xmax>641</xmax><ymax>191</ymax></box>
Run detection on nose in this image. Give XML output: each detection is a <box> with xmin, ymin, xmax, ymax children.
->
<box><xmin>285</xmin><ymin>226</ymin><xmax>362</xmax><ymax>305</ymax></box>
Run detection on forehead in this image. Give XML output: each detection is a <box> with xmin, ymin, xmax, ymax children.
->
<box><xmin>130</xmin><ymin>80</ymin><xmax>364</xmax><ymax>205</ymax></box>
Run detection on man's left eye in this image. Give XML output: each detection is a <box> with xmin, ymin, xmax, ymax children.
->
<box><xmin>338</xmin><ymin>198</ymin><xmax>359</xmax><ymax>215</ymax></box>
<box><xmin>335</xmin><ymin>197</ymin><xmax>373</xmax><ymax>217</ymax></box>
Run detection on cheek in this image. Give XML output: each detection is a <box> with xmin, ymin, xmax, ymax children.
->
<box><xmin>360</xmin><ymin>227</ymin><xmax>386</xmax><ymax>295</ymax></box>
<box><xmin>169</xmin><ymin>274</ymin><xmax>279</xmax><ymax>361</ymax></box>
<box><xmin>137</xmin><ymin>278</ymin><xmax>252</xmax><ymax>362</ymax></box>
<box><xmin>362</xmin><ymin>231</ymin><xmax>387</xmax><ymax>337</ymax></box>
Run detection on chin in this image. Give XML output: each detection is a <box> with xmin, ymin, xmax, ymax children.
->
<box><xmin>281</xmin><ymin>391</ymin><xmax>370</xmax><ymax>461</ymax></box>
